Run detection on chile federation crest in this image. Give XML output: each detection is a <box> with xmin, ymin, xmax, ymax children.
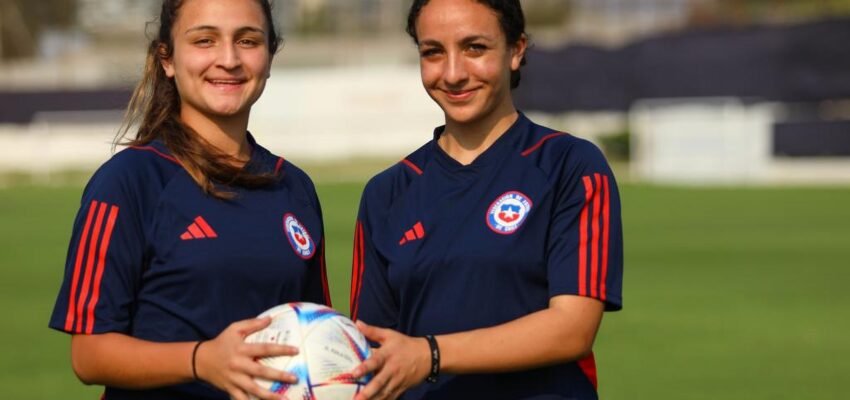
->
<box><xmin>283</xmin><ymin>213</ymin><xmax>316</xmax><ymax>259</ymax></box>
<box><xmin>486</xmin><ymin>191</ymin><xmax>533</xmax><ymax>235</ymax></box>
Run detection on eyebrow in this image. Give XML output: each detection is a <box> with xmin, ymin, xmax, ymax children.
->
<box><xmin>185</xmin><ymin>25</ymin><xmax>266</xmax><ymax>35</ymax></box>
<box><xmin>418</xmin><ymin>39</ymin><xmax>442</xmax><ymax>47</ymax></box>
<box><xmin>460</xmin><ymin>35</ymin><xmax>494</xmax><ymax>44</ymax></box>
<box><xmin>419</xmin><ymin>34</ymin><xmax>494</xmax><ymax>47</ymax></box>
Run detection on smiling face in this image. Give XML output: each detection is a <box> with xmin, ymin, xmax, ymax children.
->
<box><xmin>415</xmin><ymin>0</ymin><xmax>526</xmax><ymax>126</ymax></box>
<box><xmin>161</xmin><ymin>0</ymin><xmax>272</xmax><ymax>126</ymax></box>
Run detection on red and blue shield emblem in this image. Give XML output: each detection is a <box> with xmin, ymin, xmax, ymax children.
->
<box><xmin>283</xmin><ymin>213</ymin><xmax>316</xmax><ymax>259</ymax></box>
<box><xmin>486</xmin><ymin>191</ymin><xmax>532</xmax><ymax>235</ymax></box>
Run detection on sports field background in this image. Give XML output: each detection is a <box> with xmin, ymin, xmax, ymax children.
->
<box><xmin>1</xmin><ymin>166</ymin><xmax>849</xmax><ymax>399</ymax></box>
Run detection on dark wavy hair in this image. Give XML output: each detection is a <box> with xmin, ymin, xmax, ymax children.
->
<box><xmin>117</xmin><ymin>0</ymin><xmax>283</xmax><ymax>199</ymax></box>
<box><xmin>406</xmin><ymin>0</ymin><xmax>527</xmax><ymax>89</ymax></box>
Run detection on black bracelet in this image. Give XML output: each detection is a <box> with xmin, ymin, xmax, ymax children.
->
<box><xmin>423</xmin><ymin>335</ymin><xmax>440</xmax><ymax>383</ymax></box>
<box><xmin>191</xmin><ymin>340</ymin><xmax>204</xmax><ymax>381</ymax></box>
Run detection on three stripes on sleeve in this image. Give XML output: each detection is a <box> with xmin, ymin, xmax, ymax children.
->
<box><xmin>578</xmin><ymin>173</ymin><xmax>612</xmax><ymax>302</ymax></box>
<box><xmin>63</xmin><ymin>200</ymin><xmax>120</xmax><ymax>334</ymax></box>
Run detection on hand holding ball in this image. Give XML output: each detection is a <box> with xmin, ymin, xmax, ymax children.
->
<box><xmin>245</xmin><ymin>303</ymin><xmax>371</xmax><ymax>399</ymax></box>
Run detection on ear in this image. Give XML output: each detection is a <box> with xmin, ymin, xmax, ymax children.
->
<box><xmin>159</xmin><ymin>44</ymin><xmax>175</xmax><ymax>78</ymax></box>
<box><xmin>510</xmin><ymin>33</ymin><xmax>528</xmax><ymax>71</ymax></box>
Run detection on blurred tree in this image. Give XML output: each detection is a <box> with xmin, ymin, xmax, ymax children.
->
<box><xmin>525</xmin><ymin>0</ymin><xmax>573</xmax><ymax>28</ymax></box>
<box><xmin>295</xmin><ymin>2</ymin><xmax>333</xmax><ymax>36</ymax></box>
<box><xmin>1</xmin><ymin>0</ymin><xmax>76</xmax><ymax>60</ymax></box>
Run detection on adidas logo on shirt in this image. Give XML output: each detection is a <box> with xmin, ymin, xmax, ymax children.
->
<box><xmin>399</xmin><ymin>222</ymin><xmax>425</xmax><ymax>245</ymax></box>
<box><xmin>180</xmin><ymin>216</ymin><xmax>218</xmax><ymax>240</ymax></box>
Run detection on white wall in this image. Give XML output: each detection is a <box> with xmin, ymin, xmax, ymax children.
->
<box><xmin>631</xmin><ymin>97</ymin><xmax>850</xmax><ymax>185</ymax></box>
<box><xmin>6</xmin><ymin>76</ymin><xmax>849</xmax><ymax>186</ymax></box>
<box><xmin>0</xmin><ymin>65</ymin><xmax>443</xmax><ymax>175</ymax></box>
<box><xmin>249</xmin><ymin>65</ymin><xmax>442</xmax><ymax>160</ymax></box>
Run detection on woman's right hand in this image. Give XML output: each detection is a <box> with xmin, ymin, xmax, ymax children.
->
<box><xmin>195</xmin><ymin>317</ymin><xmax>300</xmax><ymax>400</ymax></box>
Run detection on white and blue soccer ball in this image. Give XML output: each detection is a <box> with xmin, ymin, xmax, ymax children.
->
<box><xmin>245</xmin><ymin>302</ymin><xmax>371</xmax><ymax>400</ymax></box>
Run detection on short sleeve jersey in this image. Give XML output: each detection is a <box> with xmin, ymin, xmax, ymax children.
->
<box><xmin>350</xmin><ymin>113</ymin><xmax>623</xmax><ymax>400</ymax></box>
<box><xmin>49</xmin><ymin>135</ymin><xmax>331</xmax><ymax>400</ymax></box>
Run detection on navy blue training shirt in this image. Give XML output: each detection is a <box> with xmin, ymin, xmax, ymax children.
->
<box><xmin>49</xmin><ymin>134</ymin><xmax>330</xmax><ymax>399</ymax></box>
<box><xmin>350</xmin><ymin>113</ymin><xmax>623</xmax><ymax>400</ymax></box>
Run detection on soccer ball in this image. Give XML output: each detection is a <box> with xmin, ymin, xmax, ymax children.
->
<box><xmin>245</xmin><ymin>302</ymin><xmax>371</xmax><ymax>399</ymax></box>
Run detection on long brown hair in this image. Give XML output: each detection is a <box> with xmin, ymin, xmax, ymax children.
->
<box><xmin>117</xmin><ymin>0</ymin><xmax>283</xmax><ymax>199</ymax></box>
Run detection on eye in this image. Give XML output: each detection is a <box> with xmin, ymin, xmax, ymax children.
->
<box><xmin>237</xmin><ymin>38</ymin><xmax>261</xmax><ymax>47</ymax></box>
<box><xmin>419</xmin><ymin>47</ymin><xmax>442</xmax><ymax>58</ymax></box>
<box><xmin>193</xmin><ymin>37</ymin><xmax>214</xmax><ymax>47</ymax></box>
<box><xmin>466</xmin><ymin>43</ymin><xmax>487</xmax><ymax>55</ymax></box>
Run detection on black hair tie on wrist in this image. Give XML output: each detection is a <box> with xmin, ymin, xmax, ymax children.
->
<box><xmin>424</xmin><ymin>335</ymin><xmax>440</xmax><ymax>383</ymax></box>
<box><xmin>192</xmin><ymin>340</ymin><xmax>204</xmax><ymax>381</ymax></box>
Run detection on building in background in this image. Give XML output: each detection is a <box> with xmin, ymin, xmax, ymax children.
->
<box><xmin>6</xmin><ymin>0</ymin><xmax>848</xmax><ymax>62</ymax></box>
<box><xmin>1</xmin><ymin>0</ymin><xmax>849</xmax><ymax>184</ymax></box>
<box><xmin>76</xmin><ymin>0</ymin><xmax>158</xmax><ymax>36</ymax></box>
<box><xmin>515</xmin><ymin>16</ymin><xmax>850</xmax><ymax>184</ymax></box>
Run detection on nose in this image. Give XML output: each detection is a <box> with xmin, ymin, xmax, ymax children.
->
<box><xmin>217</xmin><ymin>43</ymin><xmax>242</xmax><ymax>70</ymax></box>
<box><xmin>444</xmin><ymin>50</ymin><xmax>468</xmax><ymax>87</ymax></box>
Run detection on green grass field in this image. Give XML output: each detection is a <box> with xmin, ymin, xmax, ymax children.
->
<box><xmin>1</xmin><ymin>179</ymin><xmax>849</xmax><ymax>399</ymax></box>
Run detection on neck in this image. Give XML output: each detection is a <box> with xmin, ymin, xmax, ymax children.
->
<box><xmin>439</xmin><ymin>103</ymin><xmax>519</xmax><ymax>166</ymax></box>
<box><xmin>180</xmin><ymin>108</ymin><xmax>252</xmax><ymax>163</ymax></box>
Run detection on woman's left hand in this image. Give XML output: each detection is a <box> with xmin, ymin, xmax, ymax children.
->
<box><xmin>351</xmin><ymin>321</ymin><xmax>431</xmax><ymax>400</ymax></box>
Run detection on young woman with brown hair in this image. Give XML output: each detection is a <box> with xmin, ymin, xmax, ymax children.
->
<box><xmin>48</xmin><ymin>1</ymin><xmax>330</xmax><ymax>399</ymax></box>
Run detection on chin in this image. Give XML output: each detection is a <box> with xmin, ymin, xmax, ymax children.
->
<box><xmin>209</xmin><ymin>101</ymin><xmax>248</xmax><ymax>116</ymax></box>
<box><xmin>206</xmin><ymin>108</ymin><xmax>237</xmax><ymax>117</ymax></box>
<box><xmin>443</xmin><ymin>106</ymin><xmax>486</xmax><ymax>125</ymax></box>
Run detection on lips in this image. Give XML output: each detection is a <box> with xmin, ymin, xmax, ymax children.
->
<box><xmin>444</xmin><ymin>88</ymin><xmax>477</xmax><ymax>102</ymax></box>
<box><xmin>206</xmin><ymin>78</ymin><xmax>247</xmax><ymax>90</ymax></box>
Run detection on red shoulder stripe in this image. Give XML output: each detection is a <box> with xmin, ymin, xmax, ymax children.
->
<box><xmin>274</xmin><ymin>157</ymin><xmax>285</xmax><ymax>175</ymax></box>
<box><xmin>400</xmin><ymin>159</ymin><xmax>424</xmax><ymax>175</ymax></box>
<box><xmin>579</xmin><ymin>177</ymin><xmax>593</xmax><ymax>297</ymax></box>
<box><xmin>601</xmin><ymin>175</ymin><xmax>611</xmax><ymax>301</ymax></box>
<box><xmin>521</xmin><ymin>132</ymin><xmax>570</xmax><ymax>157</ymax></box>
<box><xmin>350</xmin><ymin>221</ymin><xmax>361</xmax><ymax>316</ymax></box>
<box><xmin>65</xmin><ymin>200</ymin><xmax>98</xmax><ymax>331</ymax></box>
<box><xmin>351</xmin><ymin>221</ymin><xmax>366</xmax><ymax>320</ymax></box>
<box><xmin>357</xmin><ymin>223</ymin><xmax>365</xmax><ymax>316</ymax></box>
<box><xmin>75</xmin><ymin>202</ymin><xmax>108</xmax><ymax>332</ymax></box>
<box><xmin>590</xmin><ymin>174</ymin><xmax>602</xmax><ymax>298</ymax></box>
<box><xmin>129</xmin><ymin>146</ymin><xmax>181</xmax><ymax>165</ymax></box>
<box><xmin>85</xmin><ymin>205</ymin><xmax>119</xmax><ymax>334</ymax></box>
<box><xmin>319</xmin><ymin>240</ymin><xmax>332</xmax><ymax>307</ymax></box>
